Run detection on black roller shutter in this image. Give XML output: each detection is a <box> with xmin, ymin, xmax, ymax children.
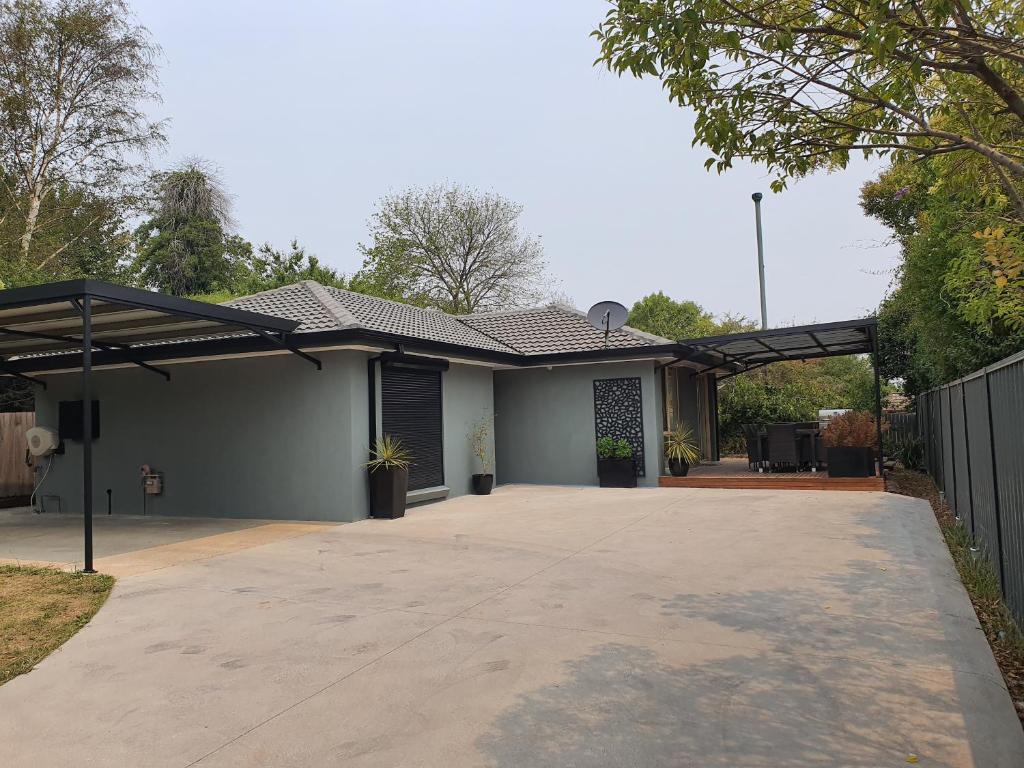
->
<box><xmin>381</xmin><ymin>366</ymin><xmax>444</xmax><ymax>491</ymax></box>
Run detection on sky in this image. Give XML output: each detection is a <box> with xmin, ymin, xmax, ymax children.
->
<box><xmin>132</xmin><ymin>0</ymin><xmax>900</xmax><ymax>325</ymax></box>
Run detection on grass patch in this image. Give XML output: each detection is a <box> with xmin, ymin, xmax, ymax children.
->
<box><xmin>0</xmin><ymin>565</ymin><xmax>114</xmax><ymax>686</ymax></box>
<box><xmin>888</xmin><ymin>469</ymin><xmax>1024</xmax><ymax>723</ymax></box>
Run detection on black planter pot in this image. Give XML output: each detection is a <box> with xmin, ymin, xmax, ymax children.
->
<box><xmin>369</xmin><ymin>466</ymin><xmax>409</xmax><ymax>518</ymax></box>
<box><xmin>472</xmin><ymin>473</ymin><xmax>494</xmax><ymax>495</ymax></box>
<box><xmin>668</xmin><ymin>458</ymin><xmax>690</xmax><ymax>477</ymax></box>
<box><xmin>826</xmin><ymin>446</ymin><xmax>876</xmax><ymax>478</ymax></box>
<box><xmin>597</xmin><ymin>458</ymin><xmax>637</xmax><ymax>488</ymax></box>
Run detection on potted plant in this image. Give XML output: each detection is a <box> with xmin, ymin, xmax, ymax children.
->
<box><xmin>469</xmin><ymin>415</ymin><xmax>494</xmax><ymax>495</ymax></box>
<box><xmin>664</xmin><ymin>425</ymin><xmax>700</xmax><ymax>476</ymax></box>
<box><xmin>366</xmin><ymin>434</ymin><xmax>411</xmax><ymax>518</ymax></box>
<box><xmin>822</xmin><ymin>412</ymin><xmax>877</xmax><ymax>477</ymax></box>
<box><xmin>596</xmin><ymin>436</ymin><xmax>636</xmax><ymax>488</ymax></box>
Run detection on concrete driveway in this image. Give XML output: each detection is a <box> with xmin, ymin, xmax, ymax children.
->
<box><xmin>1</xmin><ymin>486</ymin><xmax>1021</xmax><ymax>767</ymax></box>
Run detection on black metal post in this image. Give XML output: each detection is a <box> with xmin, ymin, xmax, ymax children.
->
<box><xmin>871</xmin><ymin>328</ymin><xmax>884</xmax><ymax>476</ymax></box>
<box><xmin>82</xmin><ymin>295</ymin><xmax>94</xmax><ymax>573</ymax></box>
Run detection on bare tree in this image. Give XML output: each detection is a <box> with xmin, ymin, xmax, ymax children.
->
<box><xmin>0</xmin><ymin>0</ymin><xmax>164</xmax><ymax>274</ymax></box>
<box><xmin>353</xmin><ymin>183</ymin><xmax>548</xmax><ymax>314</ymax></box>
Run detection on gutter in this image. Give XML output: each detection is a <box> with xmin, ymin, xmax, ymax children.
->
<box><xmin>6</xmin><ymin>328</ymin><xmax>706</xmax><ymax>375</ymax></box>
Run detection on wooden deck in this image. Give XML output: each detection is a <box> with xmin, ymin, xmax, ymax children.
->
<box><xmin>659</xmin><ymin>457</ymin><xmax>885</xmax><ymax>492</ymax></box>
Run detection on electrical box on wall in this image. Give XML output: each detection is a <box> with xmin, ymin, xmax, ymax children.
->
<box><xmin>143</xmin><ymin>472</ymin><xmax>162</xmax><ymax>495</ymax></box>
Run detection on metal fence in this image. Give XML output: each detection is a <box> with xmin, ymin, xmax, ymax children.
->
<box><xmin>918</xmin><ymin>349</ymin><xmax>1024</xmax><ymax>624</ymax></box>
<box><xmin>886</xmin><ymin>411</ymin><xmax>918</xmax><ymax>441</ymax></box>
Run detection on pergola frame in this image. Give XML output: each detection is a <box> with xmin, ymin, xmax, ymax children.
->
<box><xmin>0</xmin><ymin>280</ymin><xmax>310</xmax><ymax>573</ymax></box>
<box><xmin>676</xmin><ymin>318</ymin><xmax>883</xmax><ymax>471</ymax></box>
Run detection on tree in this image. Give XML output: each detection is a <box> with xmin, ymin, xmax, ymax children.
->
<box><xmin>628</xmin><ymin>291</ymin><xmax>717</xmax><ymax>339</ymax></box>
<box><xmin>593</xmin><ymin>0</ymin><xmax>1024</xmax><ymax>192</ymax></box>
<box><xmin>627</xmin><ymin>292</ymin><xmax>756</xmax><ymax>339</ymax></box>
<box><xmin>0</xmin><ymin>170</ymin><xmax>132</xmax><ymax>284</ymax></box>
<box><xmin>0</xmin><ymin>0</ymin><xmax>163</xmax><ymax>279</ymax></box>
<box><xmin>861</xmin><ymin>154</ymin><xmax>1024</xmax><ymax>391</ymax></box>
<box><xmin>352</xmin><ymin>183</ymin><xmax>547</xmax><ymax>313</ymax></box>
<box><xmin>234</xmin><ymin>240</ymin><xmax>347</xmax><ymax>295</ymax></box>
<box><xmin>134</xmin><ymin>159</ymin><xmax>243</xmax><ymax>296</ymax></box>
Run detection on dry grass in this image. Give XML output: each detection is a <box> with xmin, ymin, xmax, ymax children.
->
<box><xmin>888</xmin><ymin>469</ymin><xmax>1024</xmax><ymax>724</ymax></box>
<box><xmin>0</xmin><ymin>565</ymin><xmax>114</xmax><ymax>686</ymax></box>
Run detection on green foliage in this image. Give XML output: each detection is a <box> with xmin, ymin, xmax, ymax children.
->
<box><xmin>596</xmin><ymin>436</ymin><xmax>633</xmax><ymax>460</ymax></box>
<box><xmin>469</xmin><ymin>414</ymin><xmax>493</xmax><ymax>474</ymax></box>
<box><xmin>0</xmin><ymin>177</ymin><xmax>133</xmax><ymax>286</ymax></box>
<box><xmin>593</xmin><ymin>0</ymin><xmax>1024</xmax><ymax>190</ymax></box>
<box><xmin>627</xmin><ymin>292</ymin><xmax>755</xmax><ymax>340</ymax></box>
<box><xmin>628</xmin><ymin>292</ymin><xmax>716</xmax><ymax>339</ymax></box>
<box><xmin>718</xmin><ymin>357</ymin><xmax>887</xmax><ymax>453</ymax></box>
<box><xmin>863</xmin><ymin>154</ymin><xmax>1024</xmax><ymax>392</ymax></box>
<box><xmin>889</xmin><ymin>435</ymin><xmax>924</xmax><ymax>470</ymax></box>
<box><xmin>664</xmin><ymin>424</ymin><xmax>700</xmax><ymax>464</ymax></box>
<box><xmin>233</xmin><ymin>241</ymin><xmax>347</xmax><ymax>295</ymax></box>
<box><xmin>365</xmin><ymin>435</ymin><xmax>411</xmax><ymax>473</ymax></box>
<box><xmin>134</xmin><ymin>218</ymin><xmax>248</xmax><ymax>296</ymax></box>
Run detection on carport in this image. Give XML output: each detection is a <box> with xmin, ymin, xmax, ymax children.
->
<box><xmin>0</xmin><ymin>280</ymin><xmax>316</xmax><ymax>572</ymax></box>
<box><xmin>677</xmin><ymin>318</ymin><xmax>883</xmax><ymax>462</ymax></box>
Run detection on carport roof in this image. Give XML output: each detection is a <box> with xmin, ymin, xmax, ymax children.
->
<box><xmin>678</xmin><ymin>318</ymin><xmax>877</xmax><ymax>375</ymax></box>
<box><xmin>0</xmin><ymin>280</ymin><xmax>304</xmax><ymax>380</ymax></box>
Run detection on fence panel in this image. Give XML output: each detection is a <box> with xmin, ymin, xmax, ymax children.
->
<box><xmin>939</xmin><ymin>388</ymin><xmax>957</xmax><ymax>512</ymax></box>
<box><xmin>0</xmin><ymin>411</ymin><xmax>35</xmax><ymax>497</ymax></box>
<box><xmin>989</xmin><ymin>357</ymin><xmax>1024</xmax><ymax>623</ymax></box>
<box><xmin>919</xmin><ymin>350</ymin><xmax>1024</xmax><ymax>625</ymax></box>
<box><xmin>887</xmin><ymin>412</ymin><xmax>917</xmax><ymax>441</ymax></box>
<box><xmin>963</xmin><ymin>375</ymin><xmax>1000</xmax><ymax>584</ymax></box>
<box><xmin>949</xmin><ymin>384</ymin><xmax>973</xmax><ymax>531</ymax></box>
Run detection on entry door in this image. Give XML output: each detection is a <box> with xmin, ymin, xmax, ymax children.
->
<box><xmin>381</xmin><ymin>366</ymin><xmax>444</xmax><ymax>491</ymax></box>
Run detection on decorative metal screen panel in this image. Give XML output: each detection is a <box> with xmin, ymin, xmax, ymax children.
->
<box><xmin>593</xmin><ymin>377</ymin><xmax>645</xmax><ymax>476</ymax></box>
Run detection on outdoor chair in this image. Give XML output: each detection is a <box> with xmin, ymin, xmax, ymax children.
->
<box><xmin>742</xmin><ymin>424</ymin><xmax>765</xmax><ymax>470</ymax></box>
<box><xmin>767</xmin><ymin>423</ymin><xmax>800</xmax><ymax>471</ymax></box>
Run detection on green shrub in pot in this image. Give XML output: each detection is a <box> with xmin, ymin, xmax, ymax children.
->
<box><xmin>596</xmin><ymin>437</ymin><xmax>636</xmax><ymax>487</ymax></box>
<box><xmin>664</xmin><ymin>425</ymin><xmax>700</xmax><ymax>476</ymax></box>
<box><xmin>366</xmin><ymin>435</ymin><xmax>412</xmax><ymax>518</ymax></box>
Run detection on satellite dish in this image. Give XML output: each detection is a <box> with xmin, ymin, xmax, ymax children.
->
<box><xmin>587</xmin><ymin>301</ymin><xmax>628</xmax><ymax>346</ymax></box>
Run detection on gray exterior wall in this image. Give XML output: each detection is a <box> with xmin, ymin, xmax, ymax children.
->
<box><xmin>441</xmin><ymin>363</ymin><xmax>495</xmax><ymax>495</ymax></box>
<box><xmin>493</xmin><ymin>360</ymin><xmax>663</xmax><ymax>487</ymax></box>
<box><xmin>35</xmin><ymin>350</ymin><xmax>371</xmax><ymax>522</ymax></box>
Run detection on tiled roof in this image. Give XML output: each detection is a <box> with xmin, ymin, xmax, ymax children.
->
<box><xmin>459</xmin><ymin>304</ymin><xmax>672</xmax><ymax>355</ymax></box>
<box><xmin>224</xmin><ymin>282</ymin><xmax>669</xmax><ymax>357</ymax></box>
<box><xmin>225</xmin><ymin>282</ymin><xmax>519</xmax><ymax>354</ymax></box>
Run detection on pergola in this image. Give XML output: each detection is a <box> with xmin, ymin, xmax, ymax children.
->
<box><xmin>676</xmin><ymin>318</ymin><xmax>883</xmax><ymax>464</ymax></box>
<box><xmin>0</xmin><ymin>280</ymin><xmax>316</xmax><ymax>573</ymax></box>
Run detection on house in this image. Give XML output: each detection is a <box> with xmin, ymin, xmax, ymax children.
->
<box><xmin>11</xmin><ymin>281</ymin><xmax>713</xmax><ymax>521</ymax></box>
<box><xmin>1</xmin><ymin>280</ymin><xmax>877</xmax><ymax>529</ymax></box>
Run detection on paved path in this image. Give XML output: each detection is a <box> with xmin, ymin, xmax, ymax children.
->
<box><xmin>1</xmin><ymin>486</ymin><xmax>1021</xmax><ymax>767</ymax></box>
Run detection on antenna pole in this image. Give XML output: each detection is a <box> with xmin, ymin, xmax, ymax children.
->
<box><xmin>752</xmin><ymin>192</ymin><xmax>768</xmax><ymax>330</ymax></box>
<box><xmin>603</xmin><ymin>310</ymin><xmax>610</xmax><ymax>347</ymax></box>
